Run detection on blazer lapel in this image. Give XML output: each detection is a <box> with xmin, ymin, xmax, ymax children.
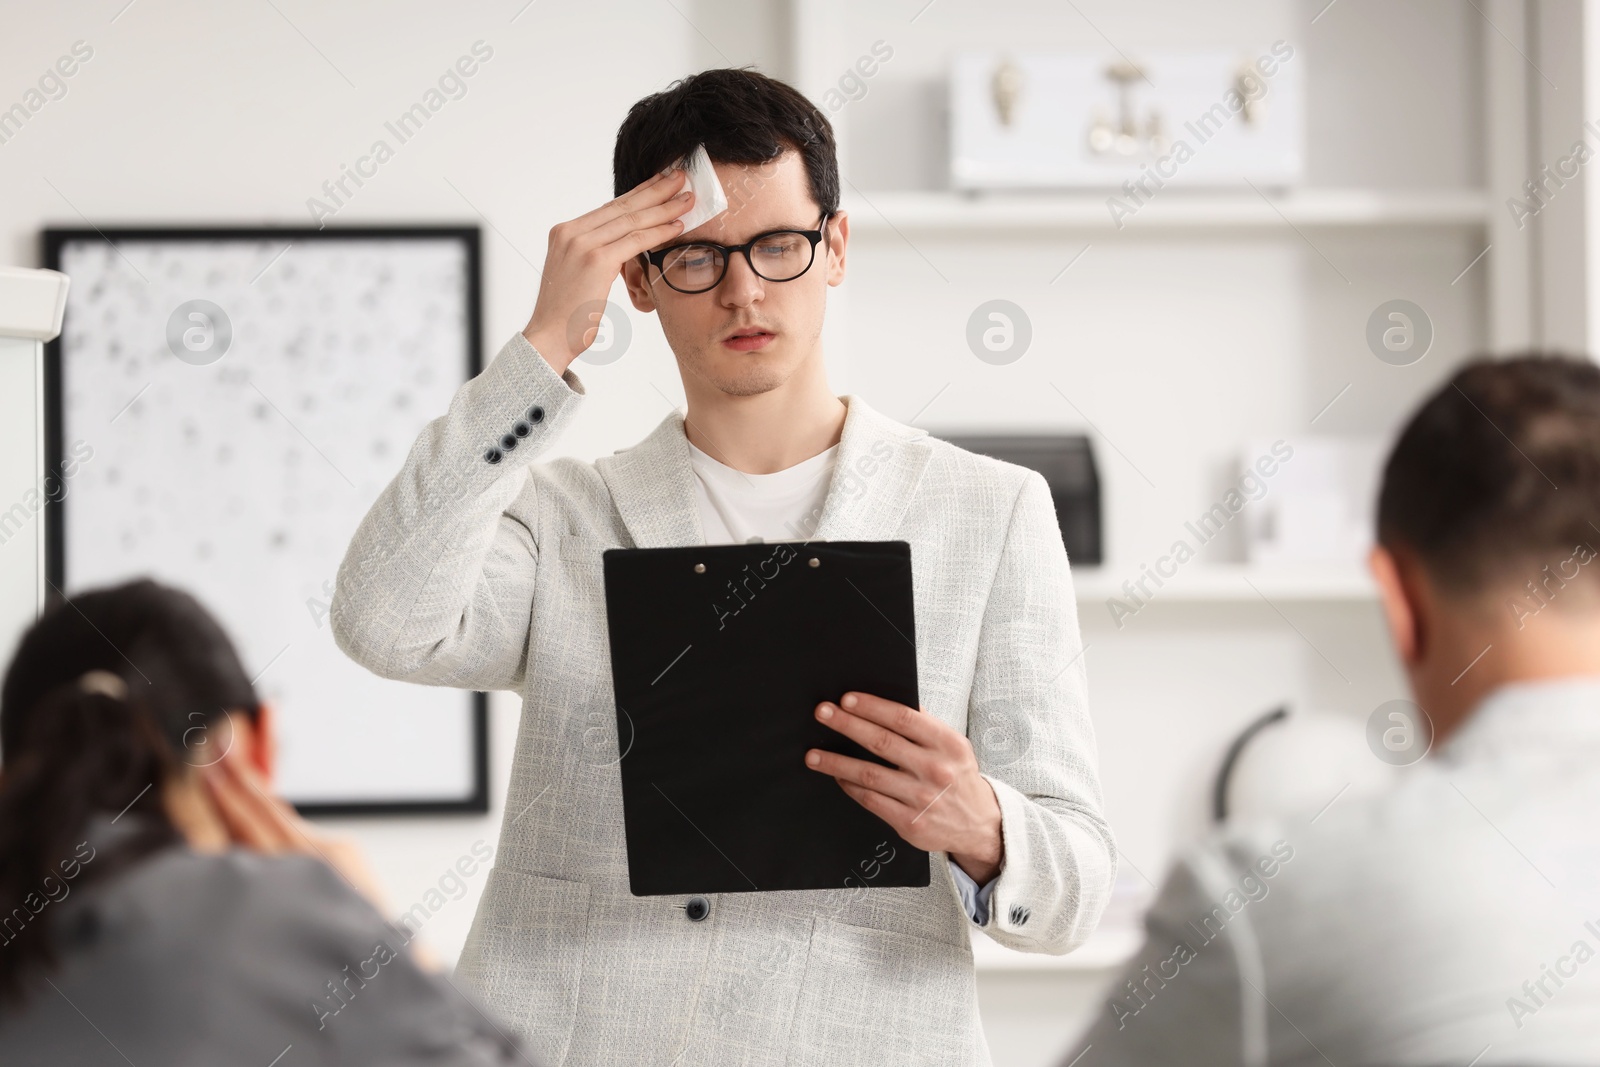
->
<box><xmin>595</xmin><ymin>393</ymin><xmax>933</xmax><ymax>548</ymax></box>
<box><xmin>595</xmin><ymin>408</ymin><xmax>704</xmax><ymax>549</ymax></box>
<box><xmin>807</xmin><ymin>394</ymin><xmax>933</xmax><ymax>544</ymax></box>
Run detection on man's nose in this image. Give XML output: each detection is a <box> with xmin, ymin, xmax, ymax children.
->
<box><xmin>718</xmin><ymin>250</ymin><xmax>765</xmax><ymax>308</ymax></box>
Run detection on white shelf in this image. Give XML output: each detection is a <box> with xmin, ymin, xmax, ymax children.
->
<box><xmin>842</xmin><ymin>188</ymin><xmax>1489</xmax><ymax>233</ymax></box>
<box><xmin>972</xmin><ymin>923</ymin><xmax>1143</xmax><ymax>972</ymax></box>
<box><xmin>1072</xmin><ymin>563</ymin><xmax>1377</xmax><ymax>604</ymax></box>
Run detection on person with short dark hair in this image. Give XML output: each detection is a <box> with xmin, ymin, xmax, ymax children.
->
<box><xmin>1059</xmin><ymin>354</ymin><xmax>1600</xmax><ymax>1066</ymax></box>
<box><xmin>0</xmin><ymin>578</ymin><xmax>527</xmax><ymax>1066</ymax></box>
<box><xmin>332</xmin><ymin>67</ymin><xmax>1115</xmax><ymax>1065</ymax></box>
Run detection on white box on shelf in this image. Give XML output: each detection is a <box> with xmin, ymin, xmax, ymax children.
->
<box><xmin>1244</xmin><ymin>437</ymin><xmax>1386</xmax><ymax>567</ymax></box>
<box><xmin>950</xmin><ymin>47</ymin><xmax>1305</xmax><ymax>191</ymax></box>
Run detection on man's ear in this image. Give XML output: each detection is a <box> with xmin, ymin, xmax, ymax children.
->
<box><xmin>245</xmin><ymin>699</ymin><xmax>277</xmax><ymax>781</ymax></box>
<box><xmin>621</xmin><ymin>255</ymin><xmax>658</xmax><ymax>313</ymax></box>
<box><xmin>1369</xmin><ymin>543</ymin><xmax>1423</xmax><ymax>665</ymax></box>
<box><xmin>825</xmin><ymin>210</ymin><xmax>849</xmax><ymax>286</ymax></box>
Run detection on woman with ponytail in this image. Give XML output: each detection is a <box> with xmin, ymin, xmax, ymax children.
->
<box><xmin>0</xmin><ymin>579</ymin><xmax>528</xmax><ymax>1065</ymax></box>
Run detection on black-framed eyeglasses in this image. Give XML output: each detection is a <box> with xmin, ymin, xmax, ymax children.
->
<box><xmin>643</xmin><ymin>213</ymin><xmax>831</xmax><ymax>294</ymax></box>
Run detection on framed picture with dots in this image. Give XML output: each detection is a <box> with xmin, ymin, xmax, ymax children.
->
<box><xmin>42</xmin><ymin>226</ymin><xmax>488</xmax><ymax>816</ymax></box>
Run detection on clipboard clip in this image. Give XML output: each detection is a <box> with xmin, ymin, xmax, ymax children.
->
<box><xmin>691</xmin><ymin>551</ymin><xmax>825</xmax><ymax>574</ymax></box>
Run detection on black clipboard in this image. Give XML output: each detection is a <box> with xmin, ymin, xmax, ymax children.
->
<box><xmin>601</xmin><ymin>539</ymin><xmax>931</xmax><ymax>896</ymax></box>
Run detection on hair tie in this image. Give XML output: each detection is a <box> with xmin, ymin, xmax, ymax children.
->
<box><xmin>77</xmin><ymin>670</ymin><xmax>129</xmax><ymax>700</ymax></box>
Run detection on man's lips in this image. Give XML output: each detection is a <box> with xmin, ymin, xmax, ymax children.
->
<box><xmin>722</xmin><ymin>328</ymin><xmax>775</xmax><ymax>351</ymax></box>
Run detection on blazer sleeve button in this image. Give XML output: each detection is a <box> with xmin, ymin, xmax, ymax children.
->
<box><xmin>528</xmin><ymin>405</ymin><xmax>546</xmax><ymax>424</ymax></box>
<box><xmin>484</xmin><ymin>447</ymin><xmax>503</xmax><ymax>465</ymax></box>
<box><xmin>512</xmin><ymin>420</ymin><xmax>532</xmax><ymax>438</ymax></box>
<box><xmin>685</xmin><ymin>896</ymin><xmax>710</xmax><ymax>922</ymax></box>
<box><xmin>500</xmin><ymin>433</ymin><xmax>519</xmax><ymax>451</ymax></box>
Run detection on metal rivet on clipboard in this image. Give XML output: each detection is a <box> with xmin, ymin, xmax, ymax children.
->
<box><xmin>693</xmin><ymin>563</ymin><xmax>706</xmax><ymax>574</ymax></box>
<box><xmin>808</xmin><ymin>557</ymin><xmax>820</xmax><ymax>567</ymax></box>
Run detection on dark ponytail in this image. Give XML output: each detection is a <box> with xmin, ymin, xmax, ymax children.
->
<box><xmin>0</xmin><ymin>673</ymin><xmax>178</xmax><ymax>1003</ymax></box>
<box><xmin>0</xmin><ymin>579</ymin><xmax>259</xmax><ymax>1006</ymax></box>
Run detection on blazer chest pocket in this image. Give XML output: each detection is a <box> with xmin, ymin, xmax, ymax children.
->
<box><xmin>453</xmin><ymin>867</ymin><xmax>591</xmax><ymax>1064</ymax></box>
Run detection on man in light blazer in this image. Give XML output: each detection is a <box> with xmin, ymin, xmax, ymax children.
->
<box><xmin>331</xmin><ymin>68</ymin><xmax>1115</xmax><ymax>1067</ymax></box>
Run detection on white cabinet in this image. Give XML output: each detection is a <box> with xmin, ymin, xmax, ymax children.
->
<box><xmin>0</xmin><ymin>267</ymin><xmax>69</xmax><ymax>673</ymax></box>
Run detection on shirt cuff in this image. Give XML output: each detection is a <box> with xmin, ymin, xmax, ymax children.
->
<box><xmin>948</xmin><ymin>857</ymin><xmax>999</xmax><ymax>925</ymax></box>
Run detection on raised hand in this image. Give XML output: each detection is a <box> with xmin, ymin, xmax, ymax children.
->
<box><xmin>522</xmin><ymin>168</ymin><xmax>694</xmax><ymax>372</ymax></box>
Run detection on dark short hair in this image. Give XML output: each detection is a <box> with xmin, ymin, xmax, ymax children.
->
<box><xmin>1377</xmin><ymin>354</ymin><xmax>1600</xmax><ymax>592</ymax></box>
<box><xmin>613</xmin><ymin>67</ymin><xmax>839</xmax><ymax>216</ymax></box>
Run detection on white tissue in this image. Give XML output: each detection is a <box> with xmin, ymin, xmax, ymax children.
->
<box><xmin>664</xmin><ymin>144</ymin><xmax>729</xmax><ymax>234</ymax></box>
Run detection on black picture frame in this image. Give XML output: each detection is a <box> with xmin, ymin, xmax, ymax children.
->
<box><xmin>42</xmin><ymin>225</ymin><xmax>489</xmax><ymax>817</ymax></box>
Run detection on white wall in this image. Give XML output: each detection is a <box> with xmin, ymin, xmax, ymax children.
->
<box><xmin>1590</xmin><ymin>0</ymin><xmax>1600</xmax><ymax>356</ymax></box>
<box><xmin>1534</xmin><ymin>0</ymin><xmax>1592</xmax><ymax>352</ymax></box>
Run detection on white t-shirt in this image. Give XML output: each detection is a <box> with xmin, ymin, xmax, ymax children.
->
<box><xmin>686</xmin><ymin>439</ymin><xmax>837</xmax><ymax>544</ymax></box>
<box><xmin>683</xmin><ymin>433</ymin><xmax>1000</xmax><ymax>920</ymax></box>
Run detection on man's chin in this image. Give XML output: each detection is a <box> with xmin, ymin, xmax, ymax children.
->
<box><xmin>712</xmin><ymin>372</ymin><xmax>786</xmax><ymax>398</ymax></box>
<box><xmin>704</xmin><ymin>352</ymin><xmax>789</xmax><ymax>397</ymax></box>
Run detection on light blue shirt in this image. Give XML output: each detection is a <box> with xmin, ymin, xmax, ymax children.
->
<box><xmin>949</xmin><ymin>857</ymin><xmax>999</xmax><ymax>924</ymax></box>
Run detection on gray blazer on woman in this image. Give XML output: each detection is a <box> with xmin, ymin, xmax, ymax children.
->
<box><xmin>0</xmin><ymin>815</ymin><xmax>523</xmax><ymax>1066</ymax></box>
<box><xmin>331</xmin><ymin>332</ymin><xmax>1117</xmax><ymax>1066</ymax></box>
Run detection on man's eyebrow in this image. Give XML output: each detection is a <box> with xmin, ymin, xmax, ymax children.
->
<box><xmin>658</xmin><ymin>221</ymin><xmax>817</xmax><ymax>249</ymax></box>
<box><xmin>645</xmin><ymin>214</ymin><xmax>830</xmax><ymax>257</ymax></box>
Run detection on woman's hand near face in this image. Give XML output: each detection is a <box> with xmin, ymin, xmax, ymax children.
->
<box><xmin>199</xmin><ymin>745</ymin><xmax>440</xmax><ymax>968</ymax></box>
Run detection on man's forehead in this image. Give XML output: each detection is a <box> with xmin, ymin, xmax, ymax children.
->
<box><xmin>680</xmin><ymin>206</ymin><xmax>819</xmax><ymax>245</ymax></box>
<box><xmin>675</xmin><ymin>151</ymin><xmax>818</xmax><ymax>243</ymax></box>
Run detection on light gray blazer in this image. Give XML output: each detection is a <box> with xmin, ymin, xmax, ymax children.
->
<box><xmin>1062</xmin><ymin>677</ymin><xmax>1600</xmax><ymax>1067</ymax></box>
<box><xmin>331</xmin><ymin>332</ymin><xmax>1117</xmax><ymax>1067</ymax></box>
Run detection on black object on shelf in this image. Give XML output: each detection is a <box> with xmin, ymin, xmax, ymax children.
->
<box><xmin>934</xmin><ymin>434</ymin><xmax>1103</xmax><ymax>565</ymax></box>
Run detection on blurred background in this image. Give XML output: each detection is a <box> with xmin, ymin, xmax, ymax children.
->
<box><xmin>2</xmin><ymin>1</ymin><xmax>1596</xmax><ymax>1064</ymax></box>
